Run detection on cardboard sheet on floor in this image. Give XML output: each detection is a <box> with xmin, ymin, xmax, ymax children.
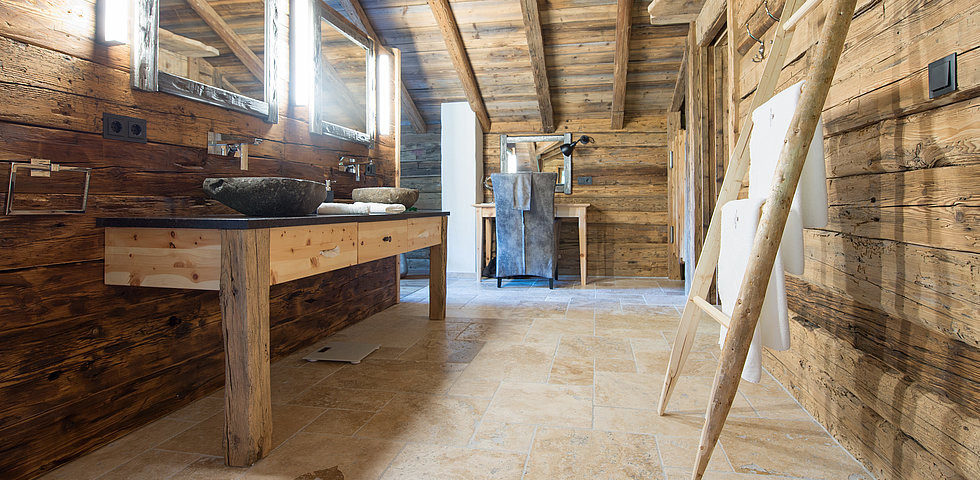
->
<box><xmin>303</xmin><ymin>342</ymin><xmax>380</xmax><ymax>364</ymax></box>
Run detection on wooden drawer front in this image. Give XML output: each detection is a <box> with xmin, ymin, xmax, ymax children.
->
<box><xmin>104</xmin><ymin>227</ymin><xmax>221</xmax><ymax>290</ymax></box>
<box><xmin>269</xmin><ymin>223</ymin><xmax>357</xmax><ymax>284</ymax></box>
<box><xmin>357</xmin><ymin>220</ymin><xmax>408</xmax><ymax>263</ymax></box>
<box><xmin>406</xmin><ymin>217</ymin><xmax>442</xmax><ymax>250</ymax></box>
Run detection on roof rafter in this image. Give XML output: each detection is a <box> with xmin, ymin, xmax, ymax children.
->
<box><xmin>519</xmin><ymin>0</ymin><xmax>555</xmax><ymax>133</ymax></box>
<box><xmin>427</xmin><ymin>0</ymin><xmax>492</xmax><ymax>133</ymax></box>
<box><xmin>611</xmin><ymin>0</ymin><xmax>632</xmax><ymax>129</ymax></box>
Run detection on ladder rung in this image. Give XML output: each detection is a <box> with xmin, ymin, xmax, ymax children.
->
<box><xmin>691</xmin><ymin>295</ymin><xmax>731</xmax><ymax>328</ymax></box>
<box><xmin>782</xmin><ymin>0</ymin><xmax>822</xmax><ymax>31</ymax></box>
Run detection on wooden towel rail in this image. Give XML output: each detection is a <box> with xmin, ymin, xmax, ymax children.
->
<box><xmin>654</xmin><ymin>0</ymin><xmax>858</xmax><ymax>476</ymax></box>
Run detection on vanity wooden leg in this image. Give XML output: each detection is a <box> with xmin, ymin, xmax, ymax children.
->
<box><xmin>219</xmin><ymin>229</ymin><xmax>272</xmax><ymax>467</ymax></box>
<box><xmin>578</xmin><ymin>213</ymin><xmax>587</xmax><ymax>286</ymax></box>
<box><xmin>429</xmin><ymin>216</ymin><xmax>448</xmax><ymax>320</ymax></box>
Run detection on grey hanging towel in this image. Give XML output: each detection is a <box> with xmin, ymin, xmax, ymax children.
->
<box><xmin>492</xmin><ymin>172</ymin><xmax>558</xmax><ymax>279</ymax></box>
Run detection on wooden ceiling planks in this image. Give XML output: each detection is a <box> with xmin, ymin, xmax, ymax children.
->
<box><xmin>348</xmin><ymin>0</ymin><xmax>687</xmax><ymax>129</ymax></box>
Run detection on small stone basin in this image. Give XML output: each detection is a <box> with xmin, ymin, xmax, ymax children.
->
<box><xmin>352</xmin><ymin>187</ymin><xmax>419</xmax><ymax>208</ymax></box>
<box><xmin>203</xmin><ymin>177</ymin><xmax>327</xmax><ymax>217</ymax></box>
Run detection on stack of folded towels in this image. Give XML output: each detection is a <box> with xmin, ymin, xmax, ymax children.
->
<box><xmin>317</xmin><ymin>202</ymin><xmax>406</xmax><ymax>215</ymax></box>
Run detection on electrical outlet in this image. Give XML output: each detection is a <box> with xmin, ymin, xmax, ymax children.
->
<box><xmin>577</xmin><ymin>176</ymin><xmax>593</xmax><ymax>185</ymax></box>
<box><xmin>365</xmin><ymin>163</ymin><xmax>377</xmax><ymax>176</ymax></box>
<box><xmin>103</xmin><ymin>113</ymin><xmax>148</xmax><ymax>143</ymax></box>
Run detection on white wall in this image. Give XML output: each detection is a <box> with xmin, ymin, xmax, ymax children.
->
<box><xmin>440</xmin><ymin>102</ymin><xmax>484</xmax><ymax>275</ymax></box>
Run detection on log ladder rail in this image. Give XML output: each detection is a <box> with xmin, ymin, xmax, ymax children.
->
<box><xmin>655</xmin><ymin>0</ymin><xmax>859</xmax><ymax>477</ymax></box>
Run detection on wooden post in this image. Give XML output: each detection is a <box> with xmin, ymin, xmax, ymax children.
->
<box><xmin>691</xmin><ymin>0</ymin><xmax>857</xmax><ymax>476</ymax></box>
<box><xmin>429</xmin><ymin>216</ymin><xmax>448</xmax><ymax>319</ymax></box>
<box><xmin>657</xmin><ymin>0</ymin><xmax>807</xmax><ymax>416</ymax></box>
<box><xmin>219</xmin><ymin>229</ymin><xmax>272</xmax><ymax>467</ymax></box>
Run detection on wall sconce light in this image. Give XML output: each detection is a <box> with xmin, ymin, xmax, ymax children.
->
<box><xmin>96</xmin><ymin>0</ymin><xmax>128</xmax><ymax>45</ymax></box>
<box><xmin>377</xmin><ymin>53</ymin><xmax>393</xmax><ymax>136</ymax></box>
<box><xmin>560</xmin><ymin>135</ymin><xmax>593</xmax><ymax>156</ymax></box>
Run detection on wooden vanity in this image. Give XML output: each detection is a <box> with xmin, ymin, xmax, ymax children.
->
<box><xmin>96</xmin><ymin>212</ymin><xmax>449</xmax><ymax>467</ymax></box>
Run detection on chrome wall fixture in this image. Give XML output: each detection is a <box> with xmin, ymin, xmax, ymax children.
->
<box><xmin>4</xmin><ymin>159</ymin><xmax>92</xmax><ymax>215</ymax></box>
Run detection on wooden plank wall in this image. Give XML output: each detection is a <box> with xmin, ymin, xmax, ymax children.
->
<box><xmin>483</xmin><ymin>117</ymin><xmax>669</xmax><ymax>277</ymax></box>
<box><xmin>400</xmin><ymin>127</ymin><xmax>442</xmax><ymax>274</ymax></box>
<box><xmin>0</xmin><ymin>1</ymin><xmax>400</xmax><ymax>478</ymax></box>
<box><xmin>723</xmin><ymin>0</ymin><xmax>980</xmax><ymax>476</ymax></box>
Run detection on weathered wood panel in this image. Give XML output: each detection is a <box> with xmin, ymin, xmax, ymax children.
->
<box><xmin>483</xmin><ymin>119</ymin><xmax>669</xmax><ymax>277</ymax></box>
<box><xmin>719</xmin><ymin>0</ymin><xmax>980</xmax><ymax>474</ymax></box>
<box><xmin>0</xmin><ymin>1</ymin><xmax>401</xmax><ymax>477</ymax></box>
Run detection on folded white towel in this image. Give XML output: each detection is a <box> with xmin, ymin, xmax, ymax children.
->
<box><xmin>317</xmin><ymin>203</ymin><xmax>370</xmax><ymax>215</ymax></box>
<box><xmin>354</xmin><ymin>202</ymin><xmax>406</xmax><ymax>214</ymax></box>
<box><xmin>749</xmin><ymin>81</ymin><xmax>829</xmax><ymax>229</ymax></box>
<box><xmin>718</xmin><ymin>199</ymin><xmax>792</xmax><ymax>384</ymax></box>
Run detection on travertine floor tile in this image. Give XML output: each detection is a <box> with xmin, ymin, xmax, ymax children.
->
<box><xmin>158</xmin><ymin>404</ymin><xmax>323</xmax><ymax>457</ymax></box>
<box><xmin>720</xmin><ymin>418</ymin><xmax>872</xmax><ymax>479</ymax></box>
<box><xmin>380</xmin><ymin>444</ymin><xmax>526</xmax><ymax>479</ymax></box>
<box><xmin>548</xmin><ymin>354</ymin><xmax>594</xmax><ymax>385</ymax></box>
<box><xmin>97</xmin><ymin>449</ymin><xmax>201</xmax><ymax>480</ymax></box>
<box><xmin>524</xmin><ymin>427</ymin><xmax>663</xmax><ymax>479</ymax></box>
<box><xmin>484</xmin><ymin>382</ymin><xmax>592</xmax><ymax>428</ymax></box>
<box><xmin>317</xmin><ymin>359</ymin><xmax>465</xmax><ymax>394</ymax></box>
<box><xmin>242</xmin><ymin>433</ymin><xmax>402</xmax><ymax>480</ymax></box>
<box><xmin>398</xmin><ymin>338</ymin><xmax>485</xmax><ymax>363</ymax></box>
<box><xmin>303</xmin><ymin>409</ymin><xmax>376</xmax><ymax>436</ymax></box>
<box><xmin>355</xmin><ymin>393</ymin><xmax>489</xmax><ymax>446</ymax></box>
<box><xmin>39</xmin><ymin>418</ymin><xmax>195</xmax><ymax>480</ymax></box>
<box><xmin>657</xmin><ymin>435</ymin><xmax>732</xmax><ymax>471</ymax></box>
<box><xmin>469</xmin><ymin>421</ymin><xmax>537</xmax><ymax>452</ymax></box>
<box><xmin>47</xmin><ymin>277</ymin><xmax>870</xmax><ymax>480</ymax></box>
<box><xmin>169</xmin><ymin>456</ymin><xmax>247</xmax><ymax>480</ymax></box>
<box><xmin>289</xmin><ymin>385</ymin><xmax>395</xmax><ymax>411</ymax></box>
<box><xmin>593</xmin><ymin>406</ymin><xmax>703</xmax><ymax>438</ymax></box>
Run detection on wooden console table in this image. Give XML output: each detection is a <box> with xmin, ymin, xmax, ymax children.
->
<box><xmin>472</xmin><ymin>203</ymin><xmax>589</xmax><ymax>285</ymax></box>
<box><xmin>96</xmin><ymin>211</ymin><xmax>449</xmax><ymax>467</ymax></box>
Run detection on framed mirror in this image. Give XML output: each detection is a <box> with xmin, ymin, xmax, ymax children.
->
<box><xmin>309</xmin><ymin>1</ymin><xmax>376</xmax><ymax>145</ymax></box>
<box><xmin>499</xmin><ymin>134</ymin><xmax>573</xmax><ymax>194</ymax></box>
<box><xmin>132</xmin><ymin>0</ymin><xmax>279</xmax><ymax>123</ymax></box>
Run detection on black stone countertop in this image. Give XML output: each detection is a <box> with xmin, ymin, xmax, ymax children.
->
<box><xmin>96</xmin><ymin>211</ymin><xmax>449</xmax><ymax>230</ymax></box>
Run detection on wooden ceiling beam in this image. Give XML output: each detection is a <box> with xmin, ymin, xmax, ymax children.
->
<box><xmin>669</xmin><ymin>44</ymin><xmax>688</xmax><ymax>112</ymax></box>
<box><xmin>647</xmin><ymin>0</ymin><xmax>707</xmax><ymax>25</ymax></box>
<box><xmin>427</xmin><ymin>0</ymin><xmax>492</xmax><ymax>133</ymax></box>
<box><xmin>611</xmin><ymin>0</ymin><xmax>632</xmax><ymax>129</ymax></box>
<box><xmin>183</xmin><ymin>0</ymin><xmax>263</xmax><ymax>82</ymax></box>
<box><xmin>519</xmin><ymin>0</ymin><xmax>555</xmax><ymax>133</ymax></box>
<box><xmin>336</xmin><ymin>0</ymin><xmax>428</xmax><ymax>133</ymax></box>
<box><xmin>695</xmin><ymin>0</ymin><xmax>727</xmax><ymax>46</ymax></box>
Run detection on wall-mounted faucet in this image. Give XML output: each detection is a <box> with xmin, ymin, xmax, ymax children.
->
<box><xmin>208</xmin><ymin>132</ymin><xmax>263</xmax><ymax>170</ymax></box>
<box><xmin>338</xmin><ymin>156</ymin><xmax>373</xmax><ymax>182</ymax></box>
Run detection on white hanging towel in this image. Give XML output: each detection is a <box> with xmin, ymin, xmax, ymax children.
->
<box><xmin>717</xmin><ymin>198</ymin><xmax>793</xmax><ymax>383</ymax></box>
<box><xmin>748</xmin><ymin>80</ymin><xmax>829</xmax><ymax>230</ymax></box>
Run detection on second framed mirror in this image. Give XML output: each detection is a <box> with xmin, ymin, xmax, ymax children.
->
<box><xmin>309</xmin><ymin>1</ymin><xmax>376</xmax><ymax>145</ymax></box>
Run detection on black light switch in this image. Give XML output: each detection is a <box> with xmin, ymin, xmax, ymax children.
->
<box><xmin>928</xmin><ymin>53</ymin><xmax>957</xmax><ymax>98</ymax></box>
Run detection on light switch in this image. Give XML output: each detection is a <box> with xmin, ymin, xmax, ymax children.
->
<box><xmin>928</xmin><ymin>53</ymin><xmax>957</xmax><ymax>98</ymax></box>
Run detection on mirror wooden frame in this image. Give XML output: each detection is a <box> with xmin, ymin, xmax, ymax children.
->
<box><xmin>131</xmin><ymin>0</ymin><xmax>279</xmax><ymax>123</ymax></box>
<box><xmin>309</xmin><ymin>0</ymin><xmax>376</xmax><ymax>145</ymax></box>
<box><xmin>499</xmin><ymin>133</ymin><xmax>573</xmax><ymax>194</ymax></box>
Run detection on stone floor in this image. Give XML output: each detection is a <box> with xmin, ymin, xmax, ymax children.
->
<box><xmin>41</xmin><ymin>276</ymin><xmax>872</xmax><ymax>480</ymax></box>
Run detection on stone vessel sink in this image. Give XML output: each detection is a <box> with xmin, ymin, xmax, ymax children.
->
<box><xmin>203</xmin><ymin>177</ymin><xmax>327</xmax><ymax>217</ymax></box>
<box><xmin>352</xmin><ymin>187</ymin><xmax>419</xmax><ymax>208</ymax></box>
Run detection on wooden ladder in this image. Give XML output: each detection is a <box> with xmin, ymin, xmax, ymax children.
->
<box><xmin>657</xmin><ymin>0</ymin><xmax>859</xmax><ymax>477</ymax></box>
